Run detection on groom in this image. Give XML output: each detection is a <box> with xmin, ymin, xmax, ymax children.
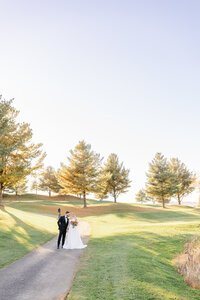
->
<box><xmin>57</xmin><ymin>211</ymin><xmax>70</xmax><ymax>249</ymax></box>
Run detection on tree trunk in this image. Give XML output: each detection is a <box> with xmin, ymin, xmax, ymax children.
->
<box><xmin>0</xmin><ymin>186</ymin><xmax>3</xmax><ymax>206</ymax></box>
<box><xmin>114</xmin><ymin>191</ymin><xmax>117</xmax><ymax>203</ymax></box>
<box><xmin>162</xmin><ymin>196</ymin><xmax>165</xmax><ymax>208</ymax></box>
<box><xmin>177</xmin><ymin>193</ymin><xmax>181</xmax><ymax>205</ymax></box>
<box><xmin>83</xmin><ymin>191</ymin><xmax>87</xmax><ymax>208</ymax></box>
<box><xmin>49</xmin><ymin>190</ymin><xmax>51</xmax><ymax>198</ymax></box>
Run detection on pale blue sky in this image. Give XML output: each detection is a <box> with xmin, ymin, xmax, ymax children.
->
<box><xmin>0</xmin><ymin>0</ymin><xmax>200</xmax><ymax>202</ymax></box>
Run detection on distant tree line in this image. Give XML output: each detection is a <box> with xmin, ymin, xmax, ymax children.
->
<box><xmin>29</xmin><ymin>141</ymin><xmax>131</xmax><ymax>208</ymax></box>
<box><xmin>1</xmin><ymin>97</ymin><xmax>198</xmax><ymax>209</ymax></box>
<box><xmin>57</xmin><ymin>141</ymin><xmax>131</xmax><ymax>208</ymax></box>
<box><xmin>0</xmin><ymin>97</ymin><xmax>131</xmax><ymax>208</ymax></box>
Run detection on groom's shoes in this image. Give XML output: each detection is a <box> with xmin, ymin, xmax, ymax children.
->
<box><xmin>57</xmin><ymin>246</ymin><xmax>59</xmax><ymax>249</ymax></box>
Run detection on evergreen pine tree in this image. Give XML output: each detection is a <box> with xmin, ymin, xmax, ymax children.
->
<box><xmin>0</xmin><ymin>97</ymin><xmax>45</xmax><ymax>206</ymax></box>
<box><xmin>57</xmin><ymin>141</ymin><xmax>101</xmax><ymax>208</ymax></box>
<box><xmin>146</xmin><ymin>153</ymin><xmax>177</xmax><ymax>208</ymax></box>
<box><xmin>97</xmin><ymin>153</ymin><xmax>131</xmax><ymax>203</ymax></box>
<box><xmin>169</xmin><ymin>158</ymin><xmax>196</xmax><ymax>205</ymax></box>
<box><xmin>95</xmin><ymin>169</ymin><xmax>110</xmax><ymax>200</ymax></box>
<box><xmin>7</xmin><ymin>177</ymin><xmax>28</xmax><ymax>196</ymax></box>
<box><xmin>31</xmin><ymin>179</ymin><xmax>39</xmax><ymax>195</ymax></box>
<box><xmin>39</xmin><ymin>166</ymin><xmax>61</xmax><ymax>197</ymax></box>
<box><xmin>135</xmin><ymin>189</ymin><xmax>148</xmax><ymax>204</ymax></box>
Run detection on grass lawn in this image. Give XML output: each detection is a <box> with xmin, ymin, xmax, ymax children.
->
<box><xmin>3</xmin><ymin>198</ymin><xmax>200</xmax><ymax>299</ymax></box>
<box><xmin>69</xmin><ymin>205</ymin><xmax>200</xmax><ymax>300</ymax></box>
<box><xmin>68</xmin><ymin>214</ymin><xmax>200</xmax><ymax>300</ymax></box>
<box><xmin>0</xmin><ymin>206</ymin><xmax>57</xmax><ymax>268</ymax></box>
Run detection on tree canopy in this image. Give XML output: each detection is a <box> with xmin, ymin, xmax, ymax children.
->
<box><xmin>57</xmin><ymin>141</ymin><xmax>101</xmax><ymax>208</ymax></box>
<box><xmin>135</xmin><ymin>189</ymin><xmax>148</xmax><ymax>204</ymax></box>
<box><xmin>96</xmin><ymin>153</ymin><xmax>131</xmax><ymax>203</ymax></box>
<box><xmin>39</xmin><ymin>166</ymin><xmax>61</xmax><ymax>197</ymax></box>
<box><xmin>169</xmin><ymin>158</ymin><xmax>196</xmax><ymax>205</ymax></box>
<box><xmin>146</xmin><ymin>153</ymin><xmax>177</xmax><ymax>208</ymax></box>
<box><xmin>0</xmin><ymin>97</ymin><xmax>45</xmax><ymax>205</ymax></box>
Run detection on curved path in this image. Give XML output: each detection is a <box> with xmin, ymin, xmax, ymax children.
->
<box><xmin>0</xmin><ymin>219</ymin><xmax>90</xmax><ymax>300</ymax></box>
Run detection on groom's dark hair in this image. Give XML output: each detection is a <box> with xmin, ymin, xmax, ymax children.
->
<box><xmin>66</xmin><ymin>211</ymin><xmax>70</xmax><ymax>214</ymax></box>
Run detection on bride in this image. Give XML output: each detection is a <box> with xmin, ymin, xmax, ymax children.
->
<box><xmin>63</xmin><ymin>213</ymin><xmax>87</xmax><ymax>249</ymax></box>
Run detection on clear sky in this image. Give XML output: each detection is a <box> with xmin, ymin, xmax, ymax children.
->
<box><xmin>0</xmin><ymin>0</ymin><xmax>200</xmax><ymax>202</ymax></box>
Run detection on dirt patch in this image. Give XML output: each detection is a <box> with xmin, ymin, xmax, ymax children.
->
<box><xmin>173</xmin><ymin>236</ymin><xmax>200</xmax><ymax>289</ymax></box>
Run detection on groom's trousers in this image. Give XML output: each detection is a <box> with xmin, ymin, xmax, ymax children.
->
<box><xmin>57</xmin><ymin>229</ymin><xmax>66</xmax><ymax>248</ymax></box>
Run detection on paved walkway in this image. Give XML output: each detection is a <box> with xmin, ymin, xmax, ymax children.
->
<box><xmin>0</xmin><ymin>220</ymin><xmax>90</xmax><ymax>300</ymax></box>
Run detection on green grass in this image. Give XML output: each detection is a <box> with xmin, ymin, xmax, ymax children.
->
<box><xmin>3</xmin><ymin>193</ymin><xmax>105</xmax><ymax>205</ymax></box>
<box><xmin>0</xmin><ymin>206</ymin><xmax>57</xmax><ymax>268</ymax></box>
<box><xmin>8</xmin><ymin>198</ymin><xmax>101</xmax><ymax>208</ymax></box>
<box><xmin>68</xmin><ymin>209</ymin><xmax>200</xmax><ymax>300</ymax></box>
<box><xmin>2</xmin><ymin>198</ymin><xmax>200</xmax><ymax>299</ymax></box>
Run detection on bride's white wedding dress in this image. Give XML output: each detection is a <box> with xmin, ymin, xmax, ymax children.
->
<box><xmin>63</xmin><ymin>218</ymin><xmax>87</xmax><ymax>250</ymax></box>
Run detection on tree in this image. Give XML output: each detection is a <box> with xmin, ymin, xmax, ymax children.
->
<box><xmin>57</xmin><ymin>141</ymin><xmax>101</xmax><ymax>208</ymax></box>
<box><xmin>197</xmin><ymin>180</ymin><xmax>200</xmax><ymax>207</ymax></box>
<box><xmin>97</xmin><ymin>153</ymin><xmax>131</xmax><ymax>203</ymax></box>
<box><xmin>0</xmin><ymin>98</ymin><xmax>46</xmax><ymax>206</ymax></box>
<box><xmin>95</xmin><ymin>170</ymin><xmax>110</xmax><ymax>200</ymax></box>
<box><xmin>169</xmin><ymin>158</ymin><xmax>196</xmax><ymax>205</ymax></box>
<box><xmin>7</xmin><ymin>177</ymin><xmax>28</xmax><ymax>196</ymax></box>
<box><xmin>39</xmin><ymin>166</ymin><xmax>61</xmax><ymax>197</ymax></box>
<box><xmin>31</xmin><ymin>179</ymin><xmax>39</xmax><ymax>195</ymax></box>
<box><xmin>148</xmin><ymin>195</ymin><xmax>156</xmax><ymax>205</ymax></box>
<box><xmin>135</xmin><ymin>189</ymin><xmax>148</xmax><ymax>204</ymax></box>
<box><xmin>146</xmin><ymin>153</ymin><xmax>177</xmax><ymax>208</ymax></box>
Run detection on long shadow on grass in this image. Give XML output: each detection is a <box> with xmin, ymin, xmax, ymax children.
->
<box><xmin>89</xmin><ymin>208</ymin><xmax>200</xmax><ymax>224</ymax></box>
<box><xmin>118</xmin><ymin>210</ymin><xmax>200</xmax><ymax>223</ymax></box>
<box><xmin>74</xmin><ymin>231</ymin><xmax>200</xmax><ymax>300</ymax></box>
<box><xmin>0</xmin><ymin>207</ymin><xmax>56</xmax><ymax>268</ymax></box>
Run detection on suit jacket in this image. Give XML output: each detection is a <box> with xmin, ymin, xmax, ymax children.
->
<box><xmin>57</xmin><ymin>216</ymin><xmax>69</xmax><ymax>231</ymax></box>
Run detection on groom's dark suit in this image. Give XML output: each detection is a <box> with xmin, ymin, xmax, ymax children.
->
<box><xmin>57</xmin><ymin>215</ymin><xmax>69</xmax><ymax>248</ymax></box>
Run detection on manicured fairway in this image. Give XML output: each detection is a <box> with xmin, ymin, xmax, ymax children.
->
<box><xmin>0</xmin><ymin>206</ymin><xmax>57</xmax><ymax>268</ymax></box>
<box><xmin>67</xmin><ymin>206</ymin><xmax>200</xmax><ymax>300</ymax></box>
<box><xmin>2</xmin><ymin>199</ymin><xmax>200</xmax><ymax>299</ymax></box>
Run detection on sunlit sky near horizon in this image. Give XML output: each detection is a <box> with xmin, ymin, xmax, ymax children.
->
<box><xmin>1</xmin><ymin>0</ymin><xmax>200</xmax><ymax>203</ymax></box>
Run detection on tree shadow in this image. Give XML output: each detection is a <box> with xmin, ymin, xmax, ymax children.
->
<box><xmin>120</xmin><ymin>210</ymin><xmax>200</xmax><ymax>223</ymax></box>
<box><xmin>0</xmin><ymin>207</ymin><xmax>56</xmax><ymax>268</ymax></box>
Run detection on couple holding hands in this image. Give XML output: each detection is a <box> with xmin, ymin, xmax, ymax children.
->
<box><xmin>57</xmin><ymin>211</ymin><xmax>87</xmax><ymax>250</ymax></box>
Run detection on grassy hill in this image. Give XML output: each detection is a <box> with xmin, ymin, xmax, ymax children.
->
<box><xmin>0</xmin><ymin>206</ymin><xmax>57</xmax><ymax>268</ymax></box>
<box><xmin>2</xmin><ymin>193</ymin><xmax>82</xmax><ymax>202</ymax></box>
<box><xmin>1</xmin><ymin>197</ymin><xmax>200</xmax><ymax>299</ymax></box>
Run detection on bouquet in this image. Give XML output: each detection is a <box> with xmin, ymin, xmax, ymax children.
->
<box><xmin>71</xmin><ymin>219</ymin><xmax>78</xmax><ymax>228</ymax></box>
